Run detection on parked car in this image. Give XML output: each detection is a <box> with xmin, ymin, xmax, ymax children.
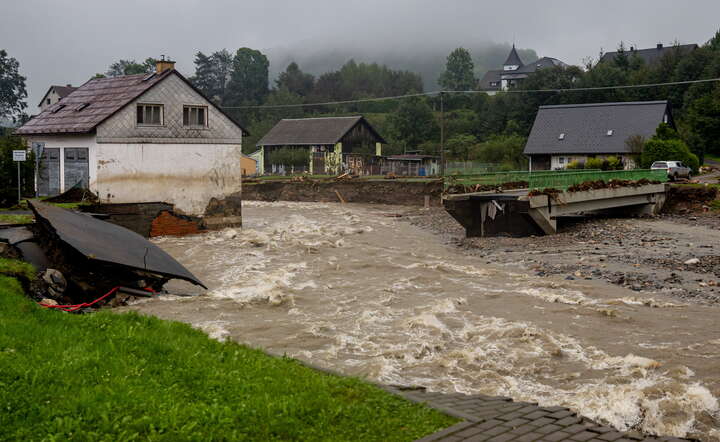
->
<box><xmin>650</xmin><ymin>161</ymin><xmax>692</xmax><ymax>180</ymax></box>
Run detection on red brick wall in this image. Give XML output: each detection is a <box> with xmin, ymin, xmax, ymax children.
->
<box><xmin>149</xmin><ymin>211</ymin><xmax>202</xmax><ymax>237</ymax></box>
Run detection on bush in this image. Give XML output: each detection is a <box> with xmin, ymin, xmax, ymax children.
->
<box><xmin>606</xmin><ymin>156</ymin><xmax>623</xmax><ymax>170</ymax></box>
<box><xmin>585</xmin><ymin>157</ymin><xmax>605</xmax><ymax>170</ymax></box>
<box><xmin>641</xmin><ymin>138</ymin><xmax>700</xmax><ymax>172</ymax></box>
<box><xmin>566</xmin><ymin>160</ymin><xmax>584</xmax><ymax>170</ymax></box>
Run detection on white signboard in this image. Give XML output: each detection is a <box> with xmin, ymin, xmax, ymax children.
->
<box><xmin>12</xmin><ymin>150</ymin><xmax>27</xmax><ymax>162</ymax></box>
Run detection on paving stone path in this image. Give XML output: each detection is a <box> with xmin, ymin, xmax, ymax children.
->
<box><xmin>383</xmin><ymin>387</ymin><xmax>694</xmax><ymax>442</ymax></box>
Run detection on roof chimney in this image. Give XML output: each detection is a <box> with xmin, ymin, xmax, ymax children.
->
<box><xmin>155</xmin><ymin>55</ymin><xmax>176</xmax><ymax>73</ymax></box>
<box><xmin>657</xmin><ymin>43</ymin><xmax>664</xmax><ymax>50</ymax></box>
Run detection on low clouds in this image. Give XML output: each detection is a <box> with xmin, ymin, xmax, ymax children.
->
<box><xmin>2</xmin><ymin>0</ymin><xmax>718</xmax><ymax>112</ymax></box>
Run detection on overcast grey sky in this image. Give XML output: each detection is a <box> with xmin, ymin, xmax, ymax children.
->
<box><xmin>2</xmin><ymin>0</ymin><xmax>719</xmax><ymax>113</ymax></box>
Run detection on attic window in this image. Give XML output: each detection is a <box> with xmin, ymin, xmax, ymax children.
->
<box><xmin>75</xmin><ymin>103</ymin><xmax>89</xmax><ymax>111</ymax></box>
<box><xmin>137</xmin><ymin>103</ymin><xmax>164</xmax><ymax>126</ymax></box>
<box><xmin>142</xmin><ymin>73</ymin><xmax>156</xmax><ymax>81</ymax></box>
<box><xmin>607</xmin><ymin>130</ymin><xmax>614</xmax><ymax>136</ymax></box>
<box><xmin>558</xmin><ymin>133</ymin><xmax>566</xmax><ymax>140</ymax></box>
<box><xmin>183</xmin><ymin>105</ymin><xmax>208</xmax><ymax>127</ymax></box>
<box><xmin>50</xmin><ymin>104</ymin><xmax>65</xmax><ymax>113</ymax></box>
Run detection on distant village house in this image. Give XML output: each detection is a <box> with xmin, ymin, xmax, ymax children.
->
<box><xmin>523</xmin><ymin>100</ymin><xmax>673</xmax><ymax>171</ymax></box>
<box><xmin>599</xmin><ymin>43</ymin><xmax>698</xmax><ymax>65</ymax></box>
<box><xmin>255</xmin><ymin>116</ymin><xmax>385</xmax><ymax>175</ymax></box>
<box><xmin>16</xmin><ymin>59</ymin><xmax>247</xmax><ymax>220</ymax></box>
<box><xmin>480</xmin><ymin>45</ymin><xmax>567</xmax><ymax>92</ymax></box>
<box><xmin>38</xmin><ymin>84</ymin><xmax>77</xmax><ymax>112</ymax></box>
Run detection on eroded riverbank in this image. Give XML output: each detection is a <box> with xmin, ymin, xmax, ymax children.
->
<box><xmin>123</xmin><ymin>202</ymin><xmax>720</xmax><ymax>440</ymax></box>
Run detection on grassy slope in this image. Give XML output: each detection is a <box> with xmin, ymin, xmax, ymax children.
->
<box><xmin>0</xmin><ymin>214</ymin><xmax>32</xmax><ymax>224</ymax></box>
<box><xmin>0</xmin><ymin>273</ymin><xmax>455</xmax><ymax>441</ymax></box>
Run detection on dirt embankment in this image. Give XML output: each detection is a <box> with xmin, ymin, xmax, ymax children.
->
<box><xmin>242</xmin><ymin>180</ymin><xmax>443</xmax><ymax>206</ymax></box>
<box><xmin>663</xmin><ymin>185</ymin><xmax>718</xmax><ymax>213</ymax></box>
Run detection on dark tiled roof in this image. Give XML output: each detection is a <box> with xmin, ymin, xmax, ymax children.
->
<box><xmin>515</xmin><ymin>57</ymin><xmax>566</xmax><ymax>74</ymax></box>
<box><xmin>524</xmin><ymin>101</ymin><xmax>670</xmax><ymax>155</ymax></box>
<box><xmin>503</xmin><ymin>45</ymin><xmax>524</xmax><ymax>67</ymax></box>
<box><xmin>600</xmin><ymin>44</ymin><xmax>698</xmax><ymax>65</ymax></box>
<box><xmin>257</xmin><ymin>116</ymin><xmax>386</xmax><ymax>146</ymax></box>
<box><xmin>18</xmin><ymin>70</ymin><xmax>248</xmax><ymax>136</ymax></box>
<box><xmin>18</xmin><ymin>71</ymin><xmax>174</xmax><ymax>135</ymax></box>
<box><xmin>479</xmin><ymin>70</ymin><xmax>502</xmax><ymax>90</ymax></box>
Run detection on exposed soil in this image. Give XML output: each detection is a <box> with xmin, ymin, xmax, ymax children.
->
<box><xmin>404</xmin><ymin>207</ymin><xmax>720</xmax><ymax>305</ymax></box>
<box><xmin>242</xmin><ymin>179</ymin><xmax>443</xmax><ymax>206</ymax></box>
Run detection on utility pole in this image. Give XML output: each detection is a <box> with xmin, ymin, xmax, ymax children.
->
<box><xmin>440</xmin><ymin>91</ymin><xmax>445</xmax><ymax>177</ymax></box>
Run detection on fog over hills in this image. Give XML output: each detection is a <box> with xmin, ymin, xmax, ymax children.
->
<box><xmin>265</xmin><ymin>41</ymin><xmax>538</xmax><ymax>91</ymax></box>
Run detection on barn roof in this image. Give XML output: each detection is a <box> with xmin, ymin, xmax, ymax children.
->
<box><xmin>523</xmin><ymin>101</ymin><xmax>671</xmax><ymax>155</ymax></box>
<box><xmin>256</xmin><ymin>116</ymin><xmax>386</xmax><ymax>146</ymax></box>
<box><xmin>17</xmin><ymin>70</ymin><xmax>247</xmax><ymax>136</ymax></box>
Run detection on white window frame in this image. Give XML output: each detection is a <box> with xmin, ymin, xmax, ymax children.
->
<box><xmin>183</xmin><ymin>105</ymin><xmax>209</xmax><ymax>128</ymax></box>
<box><xmin>136</xmin><ymin>103</ymin><xmax>164</xmax><ymax>126</ymax></box>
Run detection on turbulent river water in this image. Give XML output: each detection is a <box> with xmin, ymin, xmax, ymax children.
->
<box><xmin>127</xmin><ymin>201</ymin><xmax>720</xmax><ymax>440</ymax></box>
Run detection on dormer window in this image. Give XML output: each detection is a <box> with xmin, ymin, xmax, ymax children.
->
<box><xmin>558</xmin><ymin>133</ymin><xmax>566</xmax><ymax>140</ymax></box>
<box><xmin>137</xmin><ymin>103</ymin><xmax>164</xmax><ymax>126</ymax></box>
<box><xmin>50</xmin><ymin>104</ymin><xmax>65</xmax><ymax>113</ymax></box>
<box><xmin>183</xmin><ymin>105</ymin><xmax>208</xmax><ymax>127</ymax></box>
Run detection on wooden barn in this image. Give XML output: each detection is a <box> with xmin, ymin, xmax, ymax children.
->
<box><xmin>255</xmin><ymin>116</ymin><xmax>386</xmax><ymax>175</ymax></box>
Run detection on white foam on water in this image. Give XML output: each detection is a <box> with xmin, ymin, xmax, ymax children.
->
<box><xmin>146</xmin><ymin>203</ymin><xmax>720</xmax><ymax>440</ymax></box>
<box><xmin>192</xmin><ymin>320</ymin><xmax>231</xmax><ymax>342</ymax></box>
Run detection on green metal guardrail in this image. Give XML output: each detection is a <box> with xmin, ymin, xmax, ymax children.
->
<box><xmin>444</xmin><ymin>169</ymin><xmax>601</xmax><ymax>188</ymax></box>
<box><xmin>444</xmin><ymin>169</ymin><xmax>667</xmax><ymax>190</ymax></box>
<box><xmin>528</xmin><ymin>169</ymin><xmax>667</xmax><ymax>190</ymax></box>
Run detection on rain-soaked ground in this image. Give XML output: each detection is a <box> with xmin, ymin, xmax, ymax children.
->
<box><xmin>124</xmin><ymin>201</ymin><xmax>720</xmax><ymax>440</ymax></box>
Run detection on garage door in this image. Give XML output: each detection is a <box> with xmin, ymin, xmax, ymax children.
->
<box><xmin>64</xmin><ymin>148</ymin><xmax>89</xmax><ymax>189</ymax></box>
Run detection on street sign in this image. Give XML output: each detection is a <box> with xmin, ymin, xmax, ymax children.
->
<box><xmin>13</xmin><ymin>150</ymin><xmax>27</xmax><ymax>162</ymax></box>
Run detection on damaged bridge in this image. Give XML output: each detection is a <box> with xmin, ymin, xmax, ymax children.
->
<box><xmin>443</xmin><ymin>170</ymin><xmax>668</xmax><ymax>237</ymax></box>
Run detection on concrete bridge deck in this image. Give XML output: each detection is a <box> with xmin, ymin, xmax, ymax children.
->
<box><xmin>443</xmin><ymin>184</ymin><xmax>667</xmax><ymax>237</ymax></box>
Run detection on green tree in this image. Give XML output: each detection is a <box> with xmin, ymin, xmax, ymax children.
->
<box><xmin>276</xmin><ymin>62</ymin><xmax>315</xmax><ymax>97</ymax></box>
<box><xmin>471</xmin><ymin>135</ymin><xmax>527</xmax><ymax>170</ymax></box>
<box><xmin>685</xmin><ymin>86</ymin><xmax>720</xmax><ymax>158</ymax></box>
<box><xmin>190</xmin><ymin>50</ymin><xmax>232</xmax><ymax>105</ymax></box>
<box><xmin>439</xmin><ymin>48</ymin><xmax>476</xmax><ymax>91</ymax></box>
<box><xmin>225</xmin><ymin>48</ymin><xmax>269</xmax><ymax>106</ymax></box>
<box><xmin>0</xmin><ymin>49</ymin><xmax>27</xmax><ymax>123</ymax></box>
<box><xmin>446</xmin><ymin>134</ymin><xmax>478</xmax><ymax>161</ymax></box>
<box><xmin>106</xmin><ymin>58</ymin><xmax>156</xmax><ymax>77</ymax></box>
<box><xmin>388</xmin><ymin>97</ymin><xmax>438</xmax><ymax>151</ymax></box>
<box><xmin>0</xmin><ymin>133</ymin><xmax>34</xmax><ymax>206</ymax></box>
<box><xmin>641</xmin><ymin>125</ymin><xmax>700</xmax><ymax>172</ymax></box>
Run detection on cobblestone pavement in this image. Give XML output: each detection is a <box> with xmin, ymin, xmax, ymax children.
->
<box><xmin>383</xmin><ymin>387</ymin><xmax>694</xmax><ymax>442</ymax></box>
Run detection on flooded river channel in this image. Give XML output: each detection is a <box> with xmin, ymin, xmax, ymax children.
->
<box><xmin>127</xmin><ymin>201</ymin><xmax>720</xmax><ymax>440</ymax></box>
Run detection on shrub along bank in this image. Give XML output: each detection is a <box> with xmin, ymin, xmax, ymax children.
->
<box><xmin>0</xmin><ymin>265</ymin><xmax>455</xmax><ymax>441</ymax></box>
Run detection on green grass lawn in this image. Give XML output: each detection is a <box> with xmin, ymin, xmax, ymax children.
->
<box><xmin>0</xmin><ymin>214</ymin><xmax>32</xmax><ymax>224</ymax></box>
<box><xmin>0</xmin><ymin>266</ymin><xmax>455</xmax><ymax>441</ymax></box>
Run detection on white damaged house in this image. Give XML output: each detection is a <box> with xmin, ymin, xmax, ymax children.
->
<box><xmin>16</xmin><ymin>59</ymin><xmax>247</xmax><ymax>221</ymax></box>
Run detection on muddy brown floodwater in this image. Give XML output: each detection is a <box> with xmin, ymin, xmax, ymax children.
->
<box><xmin>124</xmin><ymin>201</ymin><xmax>720</xmax><ymax>441</ymax></box>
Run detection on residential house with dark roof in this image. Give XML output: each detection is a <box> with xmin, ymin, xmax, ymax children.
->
<box><xmin>523</xmin><ymin>101</ymin><xmax>673</xmax><ymax>171</ymax></box>
<box><xmin>256</xmin><ymin>116</ymin><xmax>386</xmax><ymax>175</ymax></box>
<box><xmin>16</xmin><ymin>59</ymin><xmax>247</xmax><ymax>220</ymax></box>
<box><xmin>599</xmin><ymin>43</ymin><xmax>698</xmax><ymax>65</ymax></box>
<box><xmin>479</xmin><ymin>45</ymin><xmax>567</xmax><ymax>92</ymax></box>
<box><xmin>38</xmin><ymin>84</ymin><xmax>78</xmax><ymax>112</ymax></box>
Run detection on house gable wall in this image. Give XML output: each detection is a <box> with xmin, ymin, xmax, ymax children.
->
<box><xmin>96</xmin><ymin>73</ymin><xmax>244</xmax><ymax>144</ymax></box>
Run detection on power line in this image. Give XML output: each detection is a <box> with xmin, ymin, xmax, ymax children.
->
<box><xmin>219</xmin><ymin>77</ymin><xmax>720</xmax><ymax>110</ymax></box>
